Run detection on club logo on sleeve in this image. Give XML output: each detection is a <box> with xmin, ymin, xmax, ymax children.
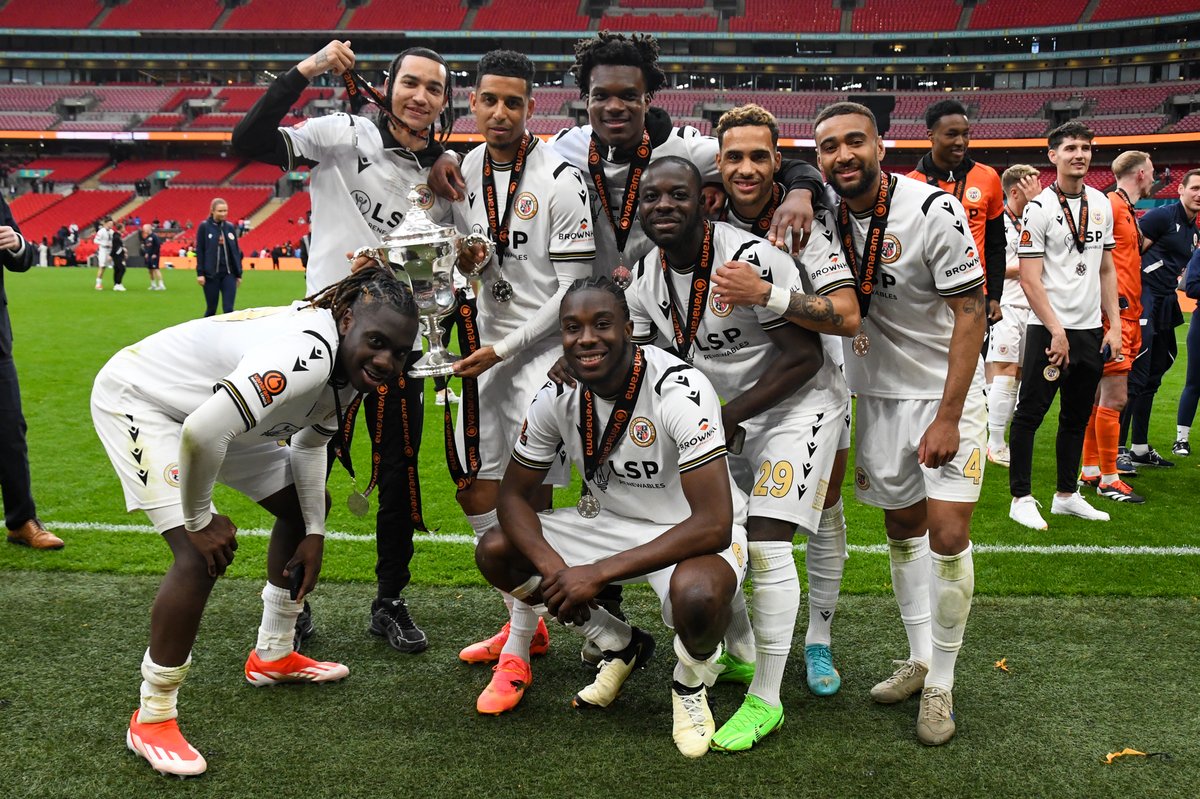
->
<box><xmin>880</xmin><ymin>234</ymin><xmax>901</xmax><ymax>264</ymax></box>
<box><xmin>519</xmin><ymin>419</ymin><xmax>529</xmax><ymax>446</ymax></box>
<box><xmin>1090</xmin><ymin>209</ymin><xmax>1104</xmax><ymax>225</ymax></box>
<box><xmin>1019</xmin><ymin>229</ymin><xmax>1032</xmax><ymax>247</ymax></box>
<box><xmin>413</xmin><ymin>184</ymin><xmax>434</xmax><ymax>210</ymax></box>
<box><xmin>630</xmin><ymin>417</ymin><xmax>656</xmax><ymax>447</ymax></box>
<box><xmin>250</xmin><ymin>370</ymin><xmax>287</xmax><ymax>407</ymax></box>
<box><xmin>966</xmin><ymin>186</ymin><xmax>982</xmax><ymax>203</ymax></box>
<box><xmin>163</xmin><ymin>463</ymin><xmax>180</xmax><ymax>487</ymax></box>
<box><xmin>514</xmin><ymin>192</ymin><xmax>538</xmax><ymax>219</ymax></box>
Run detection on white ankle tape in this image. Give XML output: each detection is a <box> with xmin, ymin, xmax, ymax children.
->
<box><xmin>509</xmin><ymin>574</ymin><xmax>541</xmax><ymax>602</ymax></box>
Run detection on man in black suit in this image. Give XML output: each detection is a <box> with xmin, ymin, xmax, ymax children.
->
<box><xmin>0</xmin><ymin>196</ymin><xmax>63</xmax><ymax>550</ymax></box>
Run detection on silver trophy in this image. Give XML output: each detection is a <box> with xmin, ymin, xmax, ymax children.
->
<box><xmin>354</xmin><ymin>190</ymin><xmax>493</xmax><ymax>378</ymax></box>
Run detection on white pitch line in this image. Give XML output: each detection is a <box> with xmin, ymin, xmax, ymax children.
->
<box><xmin>47</xmin><ymin>521</ymin><xmax>1200</xmax><ymax>556</ymax></box>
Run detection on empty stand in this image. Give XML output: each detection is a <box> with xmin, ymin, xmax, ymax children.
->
<box><xmin>0</xmin><ymin>86</ymin><xmax>88</xmax><ymax>112</ymax></box>
<box><xmin>1092</xmin><ymin>0</ymin><xmax>1199</xmax><ymax>22</ymax></box>
<box><xmin>240</xmin><ymin>193</ymin><xmax>312</xmax><ymax>254</ymax></box>
<box><xmin>1077</xmin><ymin>115</ymin><xmax>1166</xmax><ymax>137</ymax></box>
<box><xmin>163</xmin><ymin>87</ymin><xmax>213</xmax><ymax>112</ymax></box>
<box><xmin>133</xmin><ymin>113</ymin><xmax>186</xmax><ymax>130</ymax></box>
<box><xmin>730</xmin><ymin>0</ymin><xmax>840</xmax><ymax>33</ymax></box>
<box><xmin>600</xmin><ymin>12</ymin><xmax>718</xmax><ymax>31</ymax></box>
<box><xmin>88</xmin><ymin>86</ymin><xmax>179</xmax><ymax>114</ymax></box>
<box><xmin>18</xmin><ymin>190</ymin><xmax>133</xmax><ymax>246</ymax></box>
<box><xmin>21</xmin><ymin>156</ymin><xmax>109</xmax><ymax>183</ymax></box>
<box><xmin>348</xmin><ymin>0</ymin><xmax>467</xmax><ymax>30</ymax></box>
<box><xmin>132</xmin><ymin>187</ymin><xmax>272</xmax><ymax>236</ymax></box>
<box><xmin>230</xmin><ymin>162</ymin><xmax>294</xmax><ymax>185</ymax></box>
<box><xmin>969</xmin><ymin>0</ymin><xmax>1088</xmax><ymax>29</ymax></box>
<box><xmin>0</xmin><ymin>112</ymin><xmax>58</xmax><ymax>131</ymax></box>
<box><xmin>56</xmin><ymin>120</ymin><xmax>125</xmax><ymax>132</ymax></box>
<box><xmin>222</xmin><ymin>0</ymin><xmax>343</xmax><ymax>30</ymax></box>
<box><xmin>853</xmin><ymin>0</ymin><xmax>962</xmax><ymax>32</ymax></box>
<box><xmin>10</xmin><ymin>193</ymin><xmax>65</xmax><ymax>225</ymax></box>
<box><xmin>968</xmin><ymin>120</ymin><xmax>1049</xmax><ymax>138</ymax></box>
<box><xmin>99</xmin><ymin>158</ymin><xmax>246</xmax><ymax>185</ymax></box>
<box><xmin>0</xmin><ymin>0</ymin><xmax>102</xmax><ymax>27</ymax></box>
<box><xmin>471</xmin><ymin>0</ymin><xmax>589</xmax><ymax>31</ymax></box>
<box><xmin>100</xmin><ymin>0</ymin><xmax>224</xmax><ymax>30</ymax></box>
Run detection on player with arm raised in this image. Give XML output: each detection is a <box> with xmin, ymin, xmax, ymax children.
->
<box><xmin>446</xmin><ymin>50</ymin><xmax>596</xmax><ymax>666</ymax></box>
<box><xmin>233</xmin><ymin>40</ymin><xmax>457</xmax><ymax>653</ymax></box>
<box><xmin>478</xmin><ymin>278</ymin><xmax>747</xmax><ymax>759</ymax></box>
<box><xmin>91</xmin><ymin>266</ymin><xmax>418</xmax><ymax>777</ymax></box>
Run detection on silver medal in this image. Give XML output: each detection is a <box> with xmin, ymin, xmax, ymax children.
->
<box><xmin>611</xmin><ymin>264</ymin><xmax>632</xmax><ymax>289</ymax></box>
<box><xmin>576</xmin><ymin>493</ymin><xmax>601</xmax><ymax>519</ymax></box>
<box><xmin>852</xmin><ymin>330</ymin><xmax>871</xmax><ymax>357</ymax></box>
<box><xmin>1075</xmin><ymin>262</ymin><xmax>1087</xmax><ymax>276</ymax></box>
<box><xmin>347</xmin><ymin>491</ymin><xmax>370</xmax><ymax>517</ymax></box>
<box><xmin>492</xmin><ymin>278</ymin><xmax>514</xmax><ymax>303</ymax></box>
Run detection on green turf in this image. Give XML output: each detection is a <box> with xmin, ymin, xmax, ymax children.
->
<box><xmin>2</xmin><ymin>268</ymin><xmax>1198</xmax><ymax>796</ymax></box>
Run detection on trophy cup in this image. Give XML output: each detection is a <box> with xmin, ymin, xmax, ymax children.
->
<box><xmin>354</xmin><ymin>189</ymin><xmax>493</xmax><ymax>378</ymax></box>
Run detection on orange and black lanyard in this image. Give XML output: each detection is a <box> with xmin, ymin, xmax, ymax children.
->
<box><xmin>1115</xmin><ymin>188</ymin><xmax>1144</xmax><ymax>252</ymax></box>
<box><xmin>579</xmin><ymin>346</ymin><xmax>646</xmax><ymax>491</ymax></box>
<box><xmin>659</xmin><ymin>220</ymin><xmax>715</xmax><ymax>363</ymax></box>
<box><xmin>341</xmin><ymin>69</ymin><xmax>431</xmax><ymax>142</ymax></box>
<box><xmin>1052</xmin><ymin>182</ymin><xmax>1089</xmax><ymax>255</ymax></box>
<box><xmin>445</xmin><ymin>291</ymin><xmax>482</xmax><ymax>491</ymax></box>
<box><xmin>835</xmin><ymin>173</ymin><xmax>895</xmax><ymax>319</ymax></box>
<box><xmin>588</xmin><ymin>129</ymin><xmax>652</xmax><ymax>258</ymax></box>
<box><xmin>719</xmin><ymin>182</ymin><xmax>783</xmax><ymax>236</ymax></box>
<box><xmin>483</xmin><ymin>133</ymin><xmax>532</xmax><ymax>266</ymax></box>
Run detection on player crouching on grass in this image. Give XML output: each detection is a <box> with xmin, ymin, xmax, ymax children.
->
<box><xmin>476</xmin><ymin>277</ymin><xmax>748</xmax><ymax>758</ymax></box>
<box><xmin>90</xmin><ymin>264</ymin><xmax>418</xmax><ymax>777</ymax></box>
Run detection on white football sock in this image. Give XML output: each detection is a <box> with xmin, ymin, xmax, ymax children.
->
<box><xmin>806</xmin><ymin>498</ymin><xmax>848</xmax><ymax>647</ymax></box>
<box><xmin>572</xmin><ymin>605</ymin><xmax>632</xmax><ymax>654</ymax></box>
<box><xmin>500</xmin><ymin>600</ymin><xmax>538</xmax><ymax>659</ymax></box>
<box><xmin>987</xmin><ymin>375</ymin><xmax>1018</xmax><ymax>449</ymax></box>
<box><xmin>747</xmin><ymin>540</ymin><xmax>798</xmax><ymax>707</ymax></box>
<box><xmin>672</xmin><ymin>635</ymin><xmax>722</xmax><ymax>689</ymax></box>
<box><xmin>256</xmin><ymin>582</ymin><xmax>302</xmax><ymax>661</ymax></box>
<box><xmin>139</xmin><ymin>649</ymin><xmax>191</xmax><ymax>724</ymax></box>
<box><xmin>723</xmin><ymin>587</ymin><xmax>757</xmax><ymax>663</ymax></box>
<box><xmin>1178</xmin><ymin>425</ymin><xmax>1190</xmax><ymax>442</ymax></box>
<box><xmin>1081</xmin><ymin>465</ymin><xmax>1101</xmax><ymax>478</ymax></box>
<box><xmin>926</xmin><ymin>544</ymin><xmax>975</xmax><ymax>692</ymax></box>
<box><xmin>888</xmin><ymin>533</ymin><xmax>932</xmax><ymax>666</ymax></box>
<box><xmin>468</xmin><ymin>510</ymin><xmax>514</xmax><ymax>614</ymax></box>
<box><xmin>1131</xmin><ymin>443</ymin><xmax>1149</xmax><ymax>456</ymax></box>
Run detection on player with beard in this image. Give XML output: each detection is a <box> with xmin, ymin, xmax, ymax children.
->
<box><xmin>703</xmin><ymin>106</ymin><xmax>860</xmax><ymax>708</ymax></box>
<box><xmin>908</xmin><ymin>100</ymin><xmax>1006</xmax><ymax>324</ymax></box>
<box><xmin>480</xmin><ymin>277</ymin><xmax>748</xmax><ymax>759</ymax></box>
<box><xmin>622</xmin><ymin>156</ymin><xmax>848</xmax><ymax>751</ymax></box>
<box><xmin>801</xmin><ymin>102</ymin><xmax>985</xmax><ymax>746</ymax></box>
<box><xmin>445</xmin><ymin>51</ymin><xmax>596</xmax><ymax>679</ymax></box>
<box><xmin>92</xmin><ymin>266</ymin><xmax>418</xmax><ymax>777</ymax></box>
<box><xmin>1078</xmin><ymin>151</ymin><xmax>1156</xmax><ymax>504</ymax></box>
<box><xmin>1008</xmin><ymin>122</ymin><xmax>1121</xmax><ymax>531</ymax></box>
<box><xmin>234</xmin><ymin>41</ymin><xmax>457</xmax><ymax>655</ymax></box>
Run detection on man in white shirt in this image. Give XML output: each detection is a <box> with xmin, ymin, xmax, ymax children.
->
<box><xmin>93</xmin><ymin>216</ymin><xmax>114</xmax><ymax>291</ymax></box>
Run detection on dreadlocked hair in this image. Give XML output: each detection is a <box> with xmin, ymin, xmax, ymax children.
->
<box><xmin>388</xmin><ymin>47</ymin><xmax>454</xmax><ymax>144</ymax></box>
<box><xmin>571</xmin><ymin>31</ymin><xmax>666</xmax><ymax>101</ymax></box>
<box><xmin>305</xmin><ymin>262</ymin><xmax>417</xmax><ymax>322</ymax></box>
<box><xmin>562</xmin><ymin>275</ymin><xmax>629</xmax><ymax>321</ymax></box>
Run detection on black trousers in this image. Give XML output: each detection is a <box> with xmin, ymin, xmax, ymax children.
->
<box><xmin>332</xmin><ymin>350</ymin><xmax>426</xmax><ymax>599</ymax></box>
<box><xmin>202</xmin><ymin>273</ymin><xmax>238</xmax><ymax>317</ymax></box>
<box><xmin>0</xmin><ymin>356</ymin><xmax>36</xmax><ymax>529</ymax></box>
<box><xmin>1009</xmin><ymin>324</ymin><xmax>1104</xmax><ymax>496</ymax></box>
<box><xmin>1122</xmin><ymin>292</ymin><xmax>1181</xmax><ymax>446</ymax></box>
<box><xmin>113</xmin><ymin>255</ymin><xmax>126</xmax><ymax>287</ymax></box>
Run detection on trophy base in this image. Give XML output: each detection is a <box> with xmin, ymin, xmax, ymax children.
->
<box><xmin>408</xmin><ymin>351</ymin><xmax>459</xmax><ymax>379</ymax></box>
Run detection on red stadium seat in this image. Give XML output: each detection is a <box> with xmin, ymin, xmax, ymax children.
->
<box><xmin>1092</xmin><ymin>0</ymin><xmax>1198</xmax><ymax>22</ymax></box>
<box><xmin>472</xmin><ymin>0</ymin><xmax>589</xmax><ymax>31</ymax></box>
<box><xmin>21</xmin><ymin>156</ymin><xmax>110</xmax><ymax>183</ymax></box>
<box><xmin>222</xmin><ymin>0</ymin><xmax>343</xmax><ymax>30</ymax></box>
<box><xmin>17</xmin><ymin>190</ymin><xmax>133</xmax><ymax>246</ymax></box>
<box><xmin>0</xmin><ymin>0</ymin><xmax>102</xmax><ymax>28</ymax></box>
<box><xmin>730</xmin><ymin>0</ymin><xmax>840</xmax><ymax>33</ymax></box>
<box><xmin>99</xmin><ymin>0</ymin><xmax>223</xmax><ymax>30</ymax></box>
<box><xmin>853</xmin><ymin>0</ymin><xmax>962</xmax><ymax>32</ymax></box>
<box><xmin>239</xmin><ymin>193</ymin><xmax>312</xmax><ymax>255</ymax></box>
<box><xmin>348</xmin><ymin>0</ymin><xmax>467</xmax><ymax>30</ymax></box>
<box><xmin>969</xmin><ymin>0</ymin><xmax>1089</xmax><ymax>29</ymax></box>
<box><xmin>10</xmin><ymin>193</ymin><xmax>66</xmax><ymax>225</ymax></box>
<box><xmin>132</xmin><ymin>187</ymin><xmax>272</xmax><ymax>238</ymax></box>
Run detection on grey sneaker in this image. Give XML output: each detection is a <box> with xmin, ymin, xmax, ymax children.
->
<box><xmin>369</xmin><ymin>596</ymin><xmax>428</xmax><ymax>654</ymax></box>
<box><xmin>916</xmin><ymin>686</ymin><xmax>956</xmax><ymax>745</ymax></box>
<box><xmin>870</xmin><ymin>659</ymin><xmax>928</xmax><ymax>704</ymax></box>
<box><xmin>1116</xmin><ymin>448</ymin><xmax>1138</xmax><ymax>477</ymax></box>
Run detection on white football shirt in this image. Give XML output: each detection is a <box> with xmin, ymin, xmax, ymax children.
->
<box><xmin>513</xmin><ymin>344</ymin><xmax>747</xmax><ymax>525</ymax></box>
<box><xmin>804</xmin><ymin>175</ymin><xmax>985</xmax><ymax>399</ymax></box>
<box><xmin>452</xmin><ymin>137</ymin><xmax>595</xmax><ymax>353</ymax></box>
<box><xmin>627</xmin><ymin>221</ymin><xmax>849</xmax><ymax>417</ymax></box>
<box><xmin>1018</xmin><ymin>184</ymin><xmax>1116</xmax><ymax>330</ymax></box>
<box><xmin>551</xmin><ymin>124</ymin><xmax>721</xmax><ymax>274</ymax></box>
<box><xmin>282</xmin><ymin>113</ymin><xmax>454</xmax><ymax>296</ymax></box>
<box><xmin>1001</xmin><ymin>209</ymin><xmax>1029</xmax><ymax>309</ymax></box>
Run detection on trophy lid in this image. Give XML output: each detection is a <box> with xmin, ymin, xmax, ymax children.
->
<box><xmin>380</xmin><ymin>189</ymin><xmax>457</xmax><ymax>247</ymax></box>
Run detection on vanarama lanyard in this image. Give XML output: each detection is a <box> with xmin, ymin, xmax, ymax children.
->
<box><xmin>1115</xmin><ymin>188</ymin><xmax>1144</xmax><ymax>252</ymax></box>
<box><xmin>1005</xmin><ymin>206</ymin><xmax>1022</xmax><ymax>232</ymax></box>
<box><xmin>720</xmin><ymin>182</ymin><xmax>783</xmax><ymax>236</ymax></box>
<box><xmin>1052</xmin><ymin>182</ymin><xmax>1089</xmax><ymax>254</ymax></box>
<box><xmin>659</xmin><ymin>220</ymin><xmax>715</xmax><ymax>363</ymax></box>
<box><xmin>341</xmin><ymin>69</ymin><xmax>431</xmax><ymax>142</ymax></box>
<box><xmin>445</xmin><ymin>290</ymin><xmax>483</xmax><ymax>490</ymax></box>
<box><xmin>835</xmin><ymin>173</ymin><xmax>895</xmax><ymax>319</ymax></box>
<box><xmin>579</xmin><ymin>345</ymin><xmax>646</xmax><ymax>492</ymax></box>
<box><xmin>588</xmin><ymin>129</ymin><xmax>652</xmax><ymax>259</ymax></box>
<box><xmin>483</xmin><ymin>133</ymin><xmax>532</xmax><ymax>266</ymax></box>
<box><xmin>925</xmin><ymin>167</ymin><xmax>967</xmax><ymax>202</ymax></box>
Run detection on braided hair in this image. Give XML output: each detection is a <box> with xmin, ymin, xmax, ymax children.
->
<box><xmin>562</xmin><ymin>275</ymin><xmax>629</xmax><ymax>321</ymax></box>
<box><xmin>305</xmin><ymin>262</ymin><xmax>417</xmax><ymax>323</ymax></box>
<box><xmin>387</xmin><ymin>46</ymin><xmax>454</xmax><ymax>144</ymax></box>
<box><xmin>571</xmin><ymin>32</ymin><xmax>667</xmax><ymax>101</ymax></box>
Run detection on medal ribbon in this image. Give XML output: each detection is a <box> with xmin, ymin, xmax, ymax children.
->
<box><xmin>1115</xmin><ymin>188</ymin><xmax>1144</xmax><ymax>253</ymax></box>
<box><xmin>588</xmin><ymin>129</ymin><xmax>652</xmax><ymax>258</ymax></box>
<box><xmin>719</xmin><ymin>182</ymin><xmax>783</xmax><ymax>236</ymax></box>
<box><xmin>659</xmin><ymin>220</ymin><xmax>715</xmax><ymax>362</ymax></box>
<box><xmin>1052</xmin><ymin>182</ymin><xmax>1089</xmax><ymax>254</ymax></box>
<box><xmin>580</xmin><ymin>346</ymin><xmax>646</xmax><ymax>488</ymax></box>
<box><xmin>925</xmin><ymin>169</ymin><xmax>967</xmax><ymax>202</ymax></box>
<box><xmin>836</xmin><ymin>173</ymin><xmax>895</xmax><ymax>319</ymax></box>
<box><xmin>341</xmin><ymin>69</ymin><xmax>431</xmax><ymax>142</ymax></box>
<box><xmin>483</xmin><ymin>133</ymin><xmax>532</xmax><ymax>267</ymax></box>
<box><xmin>444</xmin><ymin>290</ymin><xmax>482</xmax><ymax>491</ymax></box>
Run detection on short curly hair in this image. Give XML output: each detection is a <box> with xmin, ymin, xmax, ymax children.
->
<box><xmin>715</xmin><ymin>104</ymin><xmax>779</xmax><ymax>146</ymax></box>
<box><xmin>571</xmin><ymin>31</ymin><xmax>667</xmax><ymax>101</ymax></box>
<box><xmin>477</xmin><ymin>49</ymin><xmax>534</xmax><ymax>96</ymax></box>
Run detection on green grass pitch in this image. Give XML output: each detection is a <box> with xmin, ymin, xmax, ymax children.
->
<box><xmin>1</xmin><ymin>268</ymin><xmax>1197</xmax><ymax>797</ymax></box>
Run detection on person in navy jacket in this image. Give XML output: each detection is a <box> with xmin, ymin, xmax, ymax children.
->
<box><xmin>195</xmin><ymin>198</ymin><xmax>243</xmax><ymax>317</ymax></box>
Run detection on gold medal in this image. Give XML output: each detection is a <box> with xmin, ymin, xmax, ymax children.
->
<box><xmin>347</xmin><ymin>491</ymin><xmax>370</xmax><ymax>517</ymax></box>
<box><xmin>1043</xmin><ymin>364</ymin><xmax>1061</xmax><ymax>382</ymax></box>
<box><xmin>852</xmin><ymin>330</ymin><xmax>871</xmax><ymax>357</ymax></box>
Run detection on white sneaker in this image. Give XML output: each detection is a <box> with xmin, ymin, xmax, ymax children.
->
<box><xmin>986</xmin><ymin>443</ymin><xmax>1011</xmax><ymax>467</ymax></box>
<box><xmin>435</xmin><ymin>387</ymin><xmax>459</xmax><ymax>406</ymax></box>
<box><xmin>113</xmin><ymin>284</ymin><xmax>127</xmax><ymax>292</ymax></box>
<box><xmin>1009</xmin><ymin>495</ymin><xmax>1047</xmax><ymax>530</ymax></box>
<box><xmin>95</xmin><ymin>282</ymin><xmax>104</xmax><ymax>291</ymax></box>
<box><xmin>670</xmin><ymin>684</ymin><xmax>714</xmax><ymax>758</ymax></box>
<box><xmin>1051</xmin><ymin>492</ymin><xmax>1110</xmax><ymax>521</ymax></box>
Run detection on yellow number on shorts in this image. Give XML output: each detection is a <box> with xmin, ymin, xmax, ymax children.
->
<box><xmin>753</xmin><ymin>460</ymin><xmax>796</xmax><ymax>498</ymax></box>
<box><xmin>964</xmin><ymin>447</ymin><xmax>982</xmax><ymax>485</ymax></box>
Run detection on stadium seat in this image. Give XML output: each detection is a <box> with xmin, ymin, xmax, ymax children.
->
<box><xmin>471</xmin><ymin>0</ymin><xmax>589</xmax><ymax>31</ymax></box>
<box><xmin>10</xmin><ymin>193</ymin><xmax>66</xmax><ymax>225</ymax></box>
<box><xmin>21</xmin><ymin>156</ymin><xmax>110</xmax><ymax>183</ymax></box>
<box><xmin>222</xmin><ymin>0</ymin><xmax>344</xmax><ymax>30</ymax></box>
<box><xmin>348</xmin><ymin>0</ymin><xmax>468</xmax><ymax>30</ymax></box>
<box><xmin>99</xmin><ymin>0</ymin><xmax>223</xmax><ymax>30</ymax></box>
<box><xmin>730</xmin><ymin>0</ymin><xmax>840</xmax><ymax>33</ymax></box>
<box><xmin>0</xmin><ymin>0</ymin><xmax>102</xmax><ymax>28</ymax></box>
<box><xmin>853</xmin><ymin>0</ymin><xmax>962</xmax><ymax>32</ymax></box>
<box><xmin>17</xmin><ymin>189</ymin><xmax>133</xmax><ymax>246</ymax></box>
<box><xmin>239</xmin><ymin>193</ymin><xmax>312</xmax><ymax>255</ymax></box>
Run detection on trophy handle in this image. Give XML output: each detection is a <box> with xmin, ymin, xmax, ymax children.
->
<box><xmin>354</xmin><ymin>245</ymin><xmax>416</xmax><ymax>294</ymax></box>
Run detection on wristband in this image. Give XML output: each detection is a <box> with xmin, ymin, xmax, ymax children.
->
<box><xmin>765</xmin><ymin>284</ymin><xmax>791</xmax><ymax>316</ymax></box>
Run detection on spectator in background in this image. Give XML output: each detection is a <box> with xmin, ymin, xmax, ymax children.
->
<box><xmin>94</xmin><ymin>216</ymin><xmax>115</xmax><ymax>291</ymax></box>
<box><xmin>111</xmin><ymin>225</ymin><xmax>129</xmax><ymax>292</ymax></box>
<box><xmin>195</xmin><ymin>198</ymin><xmax>242</xmax><ymax>317</ymax></box>
<box><xmin>37</xmin><ymin>237</ymin><xmax>49</xmax><ymax>267</ymax></box>
<box><xmin>1</xmin><ymin>195</ymin><xmax>64</xmax><ymax>550</ymax></box>
<box><xmin>270</xmin><ymin>244</ymin><xmax>282</xmax><ymax>270</ymax></box>
<box><xmin>141</xmin><ymin>223</ymin><xmax>165</xmax><ymax>291</ymax></box>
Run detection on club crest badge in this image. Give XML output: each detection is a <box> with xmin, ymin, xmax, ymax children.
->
<box><xmin>630</xmin><ymin>417</ymin><xmax>656</xmax><ymax>447</ymax></box>
<box><xmin>514</xmin><ymin>192</ymin><xmax>538</xmax><ymax>219</ymax></box>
